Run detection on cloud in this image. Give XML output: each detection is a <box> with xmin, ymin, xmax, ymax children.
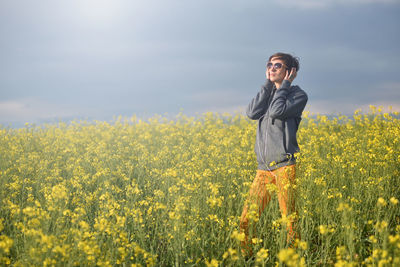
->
<box><xmin>1</xmin><ymin>0</ymin><xmax>399</xmax><ymax>127</ymax></box>
<box><xmin>274</xmin><ymin>0</ymin><xmax>400</xmax><ymax>9</ymax></box>
<box><xmin>379</xmin><ymin>81</ymin><xmax>400</xmax><ymax>91</ymax></box>
<box><xmin>0</xmin><ymin>98</ymin><xmax>97</xmax><ymax>126</ymax></box>
<box><xmin>370</xmin><ymin>81</ymin><xmax>400</xmax><ymax>101</ymax></box>
<box><xmin>306</xmin><ymin>99</ymin><xmax>400</xmax><ymax>115</ymax></box>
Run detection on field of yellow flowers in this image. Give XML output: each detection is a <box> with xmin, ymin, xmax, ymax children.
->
<box><xmin>1</xmin><ymin>107</ymin><xmax>399</xmax><ymax>266</ymax></box>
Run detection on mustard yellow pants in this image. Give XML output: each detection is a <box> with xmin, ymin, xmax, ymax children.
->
<box><xmin>239</xmin><ymin>165</ymin><xmax>298</xmax><ymax>255</ymax></box>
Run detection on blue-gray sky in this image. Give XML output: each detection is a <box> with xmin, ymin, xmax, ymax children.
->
<box><xmin>1</xmin><ymin>0</ymin><xmax>400</xmax><ymax>127</ymax></box>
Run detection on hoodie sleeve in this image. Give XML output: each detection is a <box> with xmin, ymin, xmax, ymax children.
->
<box><xmin>269</xmin><ymin>80</ymin><xmax>308</xmax><ymax>120</ymax></box>
<box><xmin>246</xmin><ymin>80</ymin><xmax>273</xmax><ymax>120</ymax></box>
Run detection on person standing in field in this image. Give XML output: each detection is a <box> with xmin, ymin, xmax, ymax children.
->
<box><xmin>240</xmin><ymin>52</ymin><xmax>308</xmax><ymax>256</ymax></box>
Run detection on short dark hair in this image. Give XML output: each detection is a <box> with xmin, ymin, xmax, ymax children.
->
<box><xmin>268</xmin><ymin>52</ymin><xmax>300</xmax><ymax>72</ymax></box>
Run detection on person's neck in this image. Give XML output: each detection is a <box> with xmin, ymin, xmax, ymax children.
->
<box><xmin>274</xmin><ymin>81</ymin><xmax>282</xmax><ymax>89</ymax></box>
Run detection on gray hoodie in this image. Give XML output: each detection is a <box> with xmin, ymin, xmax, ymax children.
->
<box><xmin>246</xmin><ymin>79</ymin><xmax>308</xmax><ymax>171</ymax></box>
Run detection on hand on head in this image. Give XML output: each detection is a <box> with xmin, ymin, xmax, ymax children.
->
<box><xmin>285</xmin><ymin>67</ymin><xmax>297</xmax><ymax>83</ymax></box>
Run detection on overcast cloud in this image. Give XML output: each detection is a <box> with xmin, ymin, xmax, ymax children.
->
<box><xmin>1</xmin><ymin>0</ymin><xmax>399</xmax><ymax>127</ymax></box>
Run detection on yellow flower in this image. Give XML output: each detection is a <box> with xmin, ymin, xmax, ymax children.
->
<box><xmin>296</xmin><ymin>240</ymin><xmax>308</xmax><ymax>250</ymax></box>
<box><xmin>337</xmin><ymin>202</ymin><xmax>352</xmax><ymax>212</ymax></box>
<box><xmin>369</xmin><ymin>235</ymin><xmax>378</xmax><ymax>244</ymax></box>
<box><xmin>1</xmin><ymin>109</ymin><xmax>399</xmax><ymax>266</ymax></box>
<box><xmin>205</xmin><ymin>258</ymin><xmax>219</xmax><ymax>267</ymax></box>
<box><xmin>377</xmin><ymin>197</ymin><xmax>387</xmax><ymax>207</ymax></box>
<box><xmin>278</xmin><ymin>248</ymin><xmax>305</xmax><ymax>267</ymax></box>
<box><xmin>252</xmin><ymin>237</ymin><xmax>262</xmax><ymax>244</ymax></box>
<box><xmin>388</xmin><ymin>234</ymin><xmax>400</xmax><ymax>244</ymax></box>
<box><xmin>390</xmin><ymin>197</ymin><xmax>399</xmax><ymax>205</ymax></box>
<box><xmin>319</xmin><ymin>225</ymin><xmax>328</xmax><ymax>235</ymax></box>
<box><xmin>231</xmin><ymin>230</ymin><xmax>245</xmax><ymax>242</ymax></box>
<box><xmin>223</xmin><ymin>248</ymin><xmax>238</xmax><ymax>261</ymax></box>
<box><xmin>0</xmin><ymin>235</ymin><xmax>14</xmax><ymax>254</ymax></box>
<box><xmin>375</xmin><ymin>221</ymin><xmax>388</xmax><ymax>233</ymax></box>
<box><xmin>256</xmin><ymin>248</ymin><xmax>269</xmax><ymax>263</ymax></box>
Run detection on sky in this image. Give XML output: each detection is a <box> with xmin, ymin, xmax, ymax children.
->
<box><xmin>1</xmin><ymin>0</ymin><xmax>400</xmax><ymax>127</ymax></box>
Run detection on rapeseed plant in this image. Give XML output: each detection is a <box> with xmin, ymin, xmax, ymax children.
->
<box><xmin>0</xmin><ymin>107</ymin><xmax>399</xmax><ymax>265</ymax></box>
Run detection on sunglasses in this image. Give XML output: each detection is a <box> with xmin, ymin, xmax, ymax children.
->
<box><xmin>266</xmin><ymin>62</ymin><xmax>287</xmax><ymax>70</ymax></box>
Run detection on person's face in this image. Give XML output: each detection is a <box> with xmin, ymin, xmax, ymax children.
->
<box><xmin>266</xmin><ymin>57</ymin><xmax>287</xmax><ymax>83</ymax></box>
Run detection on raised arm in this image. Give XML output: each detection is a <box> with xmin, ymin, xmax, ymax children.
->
<box><xmin>246</xmin><ymin>80</ymin><xmax>273</xmax><ymax>120</ymax></box>
<box><xmin>269</xmin><ymin>80</ymin><xmax>308</xmax><ymax>120</ymax></box>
